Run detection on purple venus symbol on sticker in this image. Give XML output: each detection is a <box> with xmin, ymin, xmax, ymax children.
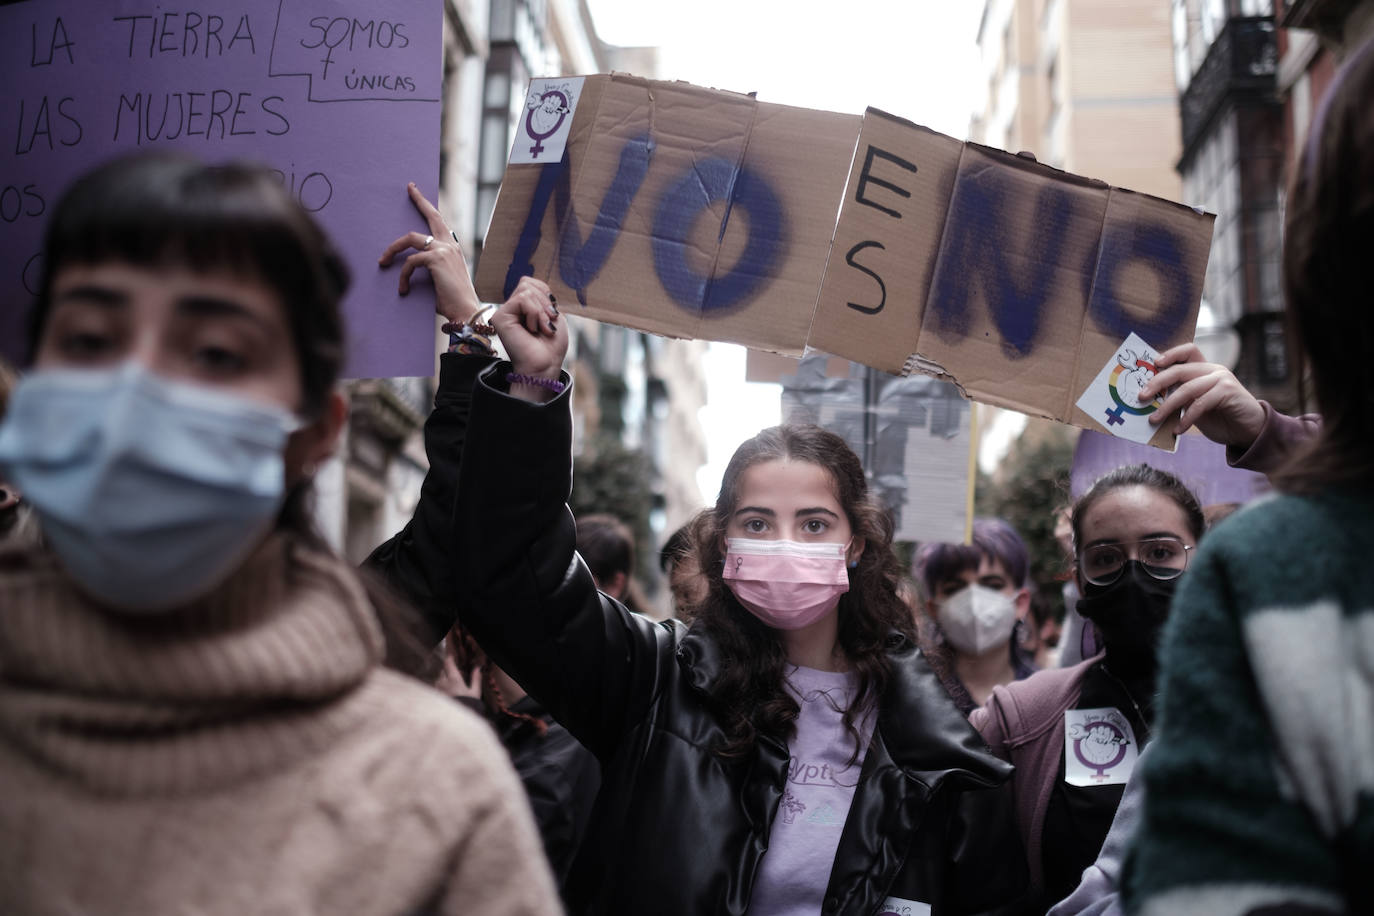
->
<box><xmin>1072</xmin><ymin>720</ymin><xmax>1129</xmax><ymax>779</ymax></box>
<box><xmin>525</xmin><ymin>90</ymin><xmax>571</xmax><ymax>158</ymax></box>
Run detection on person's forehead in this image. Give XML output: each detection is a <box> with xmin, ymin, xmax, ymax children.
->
<box><xmin>735</xmin><ymin>458</ymin><xmax>841</xmax><ymax>509</ymax></box>
<box><xmin>1081</xmin><ymin>485</ymin><xmax>1193</xmax><ymax>544</ymax></box>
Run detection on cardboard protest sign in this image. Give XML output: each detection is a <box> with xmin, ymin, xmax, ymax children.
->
<box><xmin>0</xmin><ymin>0</ymin><xmax>442</xmax><ymax>378</ymax></box>
<box><xmin>811</xmin><ymin>109</ymin><xmax>1213</xmax><ymax>450</ymax></box>
<box><xmin>745</xmin><ymin>348</ymin><xmax>849</xmax><ymax>383</ymax></box>
<box><xmin>480</xmin><ymin>79</ymin><xmax>1214</xmax><ymax>448</ymax></box>
<box><xmin>475</xmin><ymin>73</ymin><xmax>862</xmax><ymax>355</ymax></box>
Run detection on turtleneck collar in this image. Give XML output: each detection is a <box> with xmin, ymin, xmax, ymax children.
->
<box><xmin>0</xmin><ymin>532</ymin><xmax>386</xmax><ymax>796</ymax></box>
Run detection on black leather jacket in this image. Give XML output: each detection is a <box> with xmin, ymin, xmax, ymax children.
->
<box><xmin>496</xmin><ymin>695</ymin><xmax>602</xmax><ymax>895</ymax></box>
<box><xmin>452</xmin><ymin>363</ymin><xmax>1026</xmax><ymax>916</ymax></box>
<box><xmin>366</xmin><ymin>353</ymin><xmax>495</xmax><ymax>647</ymax></box>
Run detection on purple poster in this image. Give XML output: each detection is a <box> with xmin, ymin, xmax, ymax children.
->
<box><xmin>0</xmin><ymin>0</ymin><xmax>443</xmax><ymax>378</ymax></box>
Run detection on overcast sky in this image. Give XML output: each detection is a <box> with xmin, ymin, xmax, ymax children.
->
<box><xmin>584</xmin><ymin>0</ymin><xmax>986</xmax><ymax>505</ymax></box>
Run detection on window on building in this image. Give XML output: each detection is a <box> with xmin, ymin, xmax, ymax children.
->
<box><xmin>1172</xmin><ymin>0</ymin><xmax>1193</xmax><ymax>90</ymax></box>
<box><xmin>475</xmin><ymin>44</ymin><xmax>528</xmax><ymax>246</ymax></box>
<box><xmin>1201</xmin><ymin>0</ymin><xmax>1226</xmax><ymax>42</ymax></box>
<box><xmin>1261</xmin><ymin>315</ymin><xmax>1288</xmax><ymax>382</ymax></box>
<box><xmin>345</xmin><ymin>491</ymin><xmax>383</xmax><ymax>566</ymax></box>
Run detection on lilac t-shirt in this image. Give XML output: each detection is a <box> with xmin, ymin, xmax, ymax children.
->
<box><xmin>749</xmin><ymin>665</ymin><xmax>876</xmax><ymax>916</ymax></box>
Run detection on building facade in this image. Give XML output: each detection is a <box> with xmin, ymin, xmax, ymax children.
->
<box><xmin>973</xmin><ymin>0</ymin><xmax>1183</xmax><ymax>200</ymax></box>
<box><xmin>1171</xmin><ymin>0</ymin><xmax>1293</xmax><ymax>411</ymax></box>
<box><xmin>1170</xmin><ymin>0</ymin><xmax>1374</xmax><ymax>414</ymax></box>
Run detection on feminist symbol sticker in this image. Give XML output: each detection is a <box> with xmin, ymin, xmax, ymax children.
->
<box><xmin>1076</xmin><ymin>332</ymin><xmax>1169</xmax><ymax>445</ymax></box>
<box><xmin>1063</xmin><ymin>707</ymin><xmax>1139</xmax><ymax>786</ymax></box>
<box><xmin>509</xmin><ymin>77</ymin><xmax>584</xmax><ymax>165</ymax></box>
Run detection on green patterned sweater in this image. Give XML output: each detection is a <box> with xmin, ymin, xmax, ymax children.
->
<box><xmin>1121</xmin><ymin>487</ymin><xmax>1374</xmax><ymax>915</ymax></box>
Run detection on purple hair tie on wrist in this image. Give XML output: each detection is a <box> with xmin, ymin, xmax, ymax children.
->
<box><xmin>506</xmin><ymin>371</ymin><xmax>566</xmax><ymax>395</ymax></box>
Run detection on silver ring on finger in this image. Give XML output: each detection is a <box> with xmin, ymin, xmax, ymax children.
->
<box><xmin>422</xmin><ymin>235</ymin><xmax>435</xmax><ymax>250</ymax></box>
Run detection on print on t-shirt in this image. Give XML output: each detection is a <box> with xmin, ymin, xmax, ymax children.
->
<box><xmin>748</xmin><ymin>666</ymin><xmax>877</xmax><ymax>916</ymax></box>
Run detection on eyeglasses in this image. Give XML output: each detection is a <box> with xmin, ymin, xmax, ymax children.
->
<box><xmin>1077</xmin><ymin>536</ymin><xmax>1194</xmax><ymax>586</ymax></box>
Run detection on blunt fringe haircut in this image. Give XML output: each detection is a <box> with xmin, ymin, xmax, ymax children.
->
<box><xmin>913</xmin><ymin>517</ymin><xmax>1030</xmax><ymax>600</ymax></box>
<box><xmin>29</xmin><ymin>152</ymin><xmax>348</xmax><ymax>418</ymax></box>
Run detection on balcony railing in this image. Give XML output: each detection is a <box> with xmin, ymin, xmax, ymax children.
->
<box><xmin>1178</xmin><ymin>16</ymin><xmax>1278</xmax><ymax>161</ymax></box>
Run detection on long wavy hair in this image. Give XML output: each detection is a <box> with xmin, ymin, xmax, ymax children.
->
<box><xmin>1274</xmin><ymin>37</ymin><xmax>1374</xmax><ymax>493</ymax></box>
<box><xmin>690</xmin><ymin>425</ymin><xmax>915</xmax><ymax>762</ymax></box>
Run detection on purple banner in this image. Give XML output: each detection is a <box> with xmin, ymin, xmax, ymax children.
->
<box><xmin>1071</xmin><ymin>429</ymin><xmax>1270</xmax><ymax>508</ymax></box>
<box><xmin>1</xmin><ymin>0</ymin><xmax>443</xmax><ymax>378</ymax></box>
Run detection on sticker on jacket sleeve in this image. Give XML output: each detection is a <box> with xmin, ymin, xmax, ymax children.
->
<box><xmin>879</xmin><ymin>897</ymin><xmax>931</xmax><ymax>916</ymax></box>
<box><xmin>1064</xmin><ymin>707</ymin><xmax>1139</xmax><ymax>786</ymax></box>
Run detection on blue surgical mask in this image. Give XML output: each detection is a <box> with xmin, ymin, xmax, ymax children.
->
<box><xmin>0</xmin><ymin>363</ymin><xmax>301</xmax><ymax>613</ymax></box>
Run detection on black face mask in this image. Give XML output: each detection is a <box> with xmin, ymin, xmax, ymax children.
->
<box><xmin>1076</xmin><ymin>561</ymin><xmax>1178</xmax><ymax>679</ymax></box>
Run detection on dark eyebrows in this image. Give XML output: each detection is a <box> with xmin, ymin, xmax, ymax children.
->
<box><xmin>1082</xmin><ymin>532</ymin><xmax>1187</xmax><ymax>550</ymax></box>
<box><xmin>176</xmin><ymin>295</ymin><xmax>272</xmax><ymax>330</ymax></box>
<box><xmin>733</xmin><ymin>506</ymin><xmax>841</xmax><ymax>519</ymax></box>
<box><xmin>52</xmin><ymin>284</ymin><xmax>129</xmax><ymax>308</ymax></box>
<box><xmin>48</xmin><ymin>288</ymin><xmax>271</xmax><ymax>332</ymax></box>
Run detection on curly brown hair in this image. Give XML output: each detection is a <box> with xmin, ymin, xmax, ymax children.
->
<box><xmin>690</xmin><ymin>424</ymin><xmax>915</xmax><ymax>762</ymax></box>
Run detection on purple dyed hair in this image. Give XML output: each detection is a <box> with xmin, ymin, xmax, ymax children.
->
<box><xmin>913</xmin><ymin>517</ymin><xmax>1030</xmax><ymax>598</ymax></box>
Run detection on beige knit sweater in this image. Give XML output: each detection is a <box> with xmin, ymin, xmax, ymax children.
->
<box><xmin>0</xmin><ymin>532</ymin><xmax>562</xmax><ymax>916</ymax></box>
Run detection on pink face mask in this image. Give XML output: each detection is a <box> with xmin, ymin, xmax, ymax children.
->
<box><xmin>722</xmin><ymin>538</ymin><xmax>851</xmax><ymax>630</ymax></box>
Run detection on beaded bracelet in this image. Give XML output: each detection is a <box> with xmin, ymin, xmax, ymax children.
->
<box><xmin>442</xmin><ymin>304</ymin><xmax>498</xmax><ymax>356</ymax></box>
<box><xmin>506</xmin><ymin>372</ymin><xmax>567</xmax><ymax>395</ymax></box>
<box><xmin>442</xmin><ymin>322</ymin><xmax>494</xmax><ymax>356</ymax></box>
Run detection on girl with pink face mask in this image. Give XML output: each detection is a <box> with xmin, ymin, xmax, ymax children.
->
<box><xmin>451</xmin><ymin>304</ymin><xmax>1028</xmax><ymax>915</ymax></box>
